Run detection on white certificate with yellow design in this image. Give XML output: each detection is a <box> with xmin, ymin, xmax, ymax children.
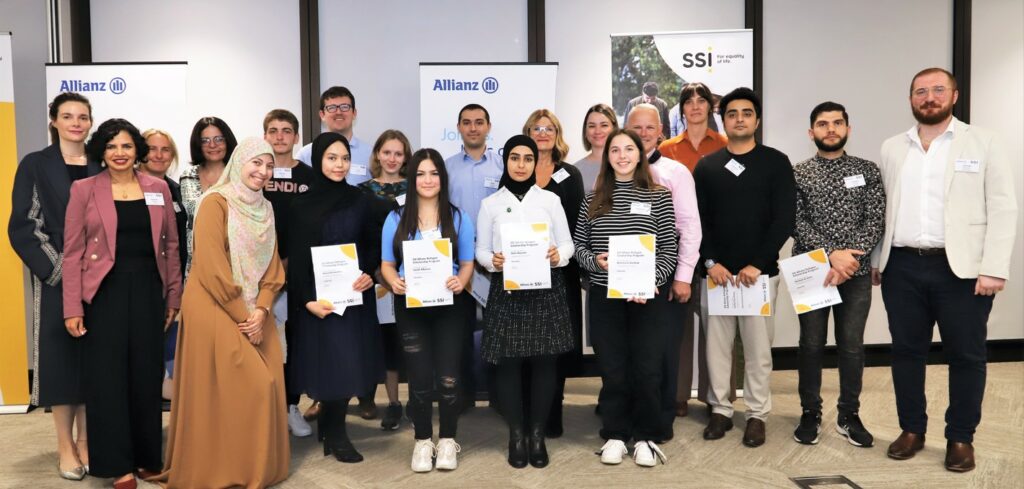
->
<box><xmin>707</xmin><ymin>274</ymin><xmax>772</xmax><ymax>316</ymax></box>
<box><xmin>403</xmin><ymin>238</ymin><xmax>454</xmax><ymax>308</ymax></box>
<box><xmin>607</xmin><ymin>234</ymin><xmax>656</xmax><ymax>299</ymax></box>
<box><xmin>779</xmin><ymin>248</ymin><xmax>843</xmax><ymax>314</ymax></box>
<box><xmin>311</xmin><ymin>243</ymin><xmax>363</xmax><ymax>316</ymax></box>
<box><xmin>501</xmin><ymin>222</ymin><xmax>551</xmax><ymax>290</ymax></box>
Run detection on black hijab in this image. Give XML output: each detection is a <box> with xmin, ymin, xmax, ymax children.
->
<box><xmin>498</xmin><ymin>135</ymin><xmax>539</xmax><ymax>199</ymax></box>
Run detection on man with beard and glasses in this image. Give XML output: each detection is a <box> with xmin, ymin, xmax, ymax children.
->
<box><xmin>791</xmin><ymin>101</ymin><xmax>885</xmax><ymax>448</ymax></box>
<box><xmin>872</xmin><ymin>67</ymin><xmax>1017</xmax><ymax>472</ymax></box>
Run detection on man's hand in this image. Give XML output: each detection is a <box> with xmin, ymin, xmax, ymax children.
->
<box><xmin>737</xmin><ymin>265</ymin><xmax>761</xmax><ymax>287</ymax></box>
<box><xmin>708</xmin><ymin>263</ymin><xmax>734</xmax><ymax>287</ymax></box>
<box><xmin>668</xmin><ymin>280</ymin><xmax>691</xmax><ymax>303</ymax></box>
<box><xmin>975</xmin><ymin>275</ymin><xmax>1005</xmax><ymax>296</ymax></box>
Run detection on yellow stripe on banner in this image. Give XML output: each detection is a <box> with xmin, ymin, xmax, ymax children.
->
<box><xmin>0</xmin><ymin>101</ymin><xmax>31</xmax><ymax>406</ymax></box>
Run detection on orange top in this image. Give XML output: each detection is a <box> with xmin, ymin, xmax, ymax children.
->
<box><xmin>658</xmin><ymin>128</ymin><xmax>728</xmax><ymax>173</ymax></box>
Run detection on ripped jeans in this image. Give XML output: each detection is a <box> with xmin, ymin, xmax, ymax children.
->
<box><xmin>395</xmin><ymin>293</ymin><xmax>470</xmax><ymax>440</ymax></box>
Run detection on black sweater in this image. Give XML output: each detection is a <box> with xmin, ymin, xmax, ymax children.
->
<box><xmin>693</xmin><ymin>144</ymin><xmax>796</xmax><ymax>277</ymax></box>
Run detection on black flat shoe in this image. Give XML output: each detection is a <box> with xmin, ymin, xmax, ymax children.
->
<box><xmin>330</xmin><ymin>441</ymin><xmax>364</xmax><ymax>463</ymax></box>
<box><xmin>529</xmin><ymin>424</ymin><xmax>549</xmax><ymax>468</ymax></box>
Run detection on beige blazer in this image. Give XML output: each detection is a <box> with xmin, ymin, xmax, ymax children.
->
<box><xmin>871</xmin><ymin>118</ymin><xmax>1017</xmax><ymax>279</ymax></box>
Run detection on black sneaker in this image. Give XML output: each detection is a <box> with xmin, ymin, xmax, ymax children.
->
<box><xmin>381</xmin><ymin>402</ymin><xmax>402</xmax><ymax>431</ymax></box>
<box><xmin>793</xmin><ymin>410</ymin><xmax>821</xmax><ymax>445</ymax></box>
<box><xmin>836</xmin><ymin>412</ymin><xmax>874</xmax><ymax>447</ymax></box>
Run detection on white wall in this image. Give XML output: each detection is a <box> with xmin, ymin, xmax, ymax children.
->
<box><xmin>318</xmin><ymin>0</ymin><xmax>528</xmax><ymax>150</ymax></box>
<box><xmin>90</xmin><ymin>0</ymin><xmax>303</xmax><ymax>167</ymax></box>
<box><xmin>546</xmin><ymin>0</ymin><xmax>745</xmax><ymax>163</ymax></box>
<box><xmin>972</xmin><ymin>0</ymin><xmax>1024</xmax><ymax>340</ymax></box>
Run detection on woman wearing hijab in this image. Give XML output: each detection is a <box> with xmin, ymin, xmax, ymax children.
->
<box><xmin>154</xmin><ymin>138</ymin><xmax>288</xmax><ymax>489</ymax></box>
<box><xmin>287</xmin><ymin>132</ymin><xmax>386</xmax><ymax>463</ymax></box>
<box><xmin>476</xmin><ymin>135</ymin><xmax>575</xmax><ymax>468</ymax></box>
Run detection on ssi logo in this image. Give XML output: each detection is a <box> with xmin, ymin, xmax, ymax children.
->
<box><xmin>682</xmin><ymin>51</ymin><xmax>713</xmax><ymax>69</ymax></box>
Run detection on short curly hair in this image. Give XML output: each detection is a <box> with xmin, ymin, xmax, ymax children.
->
<box><xmin>86</xmin><ymin>118</ymin><xmax>149</xmax><ymax>165</ymax></box>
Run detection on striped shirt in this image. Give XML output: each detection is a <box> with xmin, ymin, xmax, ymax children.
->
<box><xmin>573</xmin><ymin>180</ymin><xmax>678</xmax><ymax>287</ymax></box>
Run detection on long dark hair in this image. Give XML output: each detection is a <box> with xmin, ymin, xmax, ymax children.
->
<box><xmin>391</xmin><ymin>148</ymin><xmax>461</xmax><ymax>264</ymax></box>
<box><xmin>588</xmin><ymin>129</ymin><xmax>659</xmax><ymax>219</ymax></box>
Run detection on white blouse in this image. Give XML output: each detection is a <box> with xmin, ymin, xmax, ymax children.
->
<box><xmin>475</xmin><ymin>186</ymin><xmax>574</xmax><ymax>273</ymax></box>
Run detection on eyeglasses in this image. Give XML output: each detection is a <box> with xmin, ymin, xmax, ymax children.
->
<box><xmin>200</xmin><ymin>136</ymin><xmax>226</xmax><ymax>146</ymax></box>
<box><xmin>324</xmin><ymin>103</ymin><xmax>353</xmax><ymax>113</ymax></box>
<box><xmin>913</xmin><ymin>86</ymin><xmax>950</xmax><ymax>98</ymax></box>
<box><xmin>531</xmin><ymin>126</ymin><xmax>555</xmax><ymax>135</ymax></box>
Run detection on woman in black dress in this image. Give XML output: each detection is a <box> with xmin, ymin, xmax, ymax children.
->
<box><xmin>8</xmin><ymin>92</ymin><xmax>100</xmax><ymax>480</ymax></box>
<box><xmin>288</xmin><ymin>132</ymin><xmax>385</xmax><ymax>463</ymax></box>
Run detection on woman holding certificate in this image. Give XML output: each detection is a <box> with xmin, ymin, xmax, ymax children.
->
<box><xmin>380</xmin><ymin>148</ymin><xmax>475</xmax><ymax>473</ymax></box>
<box><xmin>574</xmin><ymin>129</ymin><xmax>678</xmax><ymax>468</ymax></box>
<box><xmin>477</xmin><ymin>135</ymin><xmax>576</xmax><ymax>468</ymax></box>
<box><xmin>288</xmin><ymin>132</ymin><xmax>385</xmax><ymax>463</ymax></box>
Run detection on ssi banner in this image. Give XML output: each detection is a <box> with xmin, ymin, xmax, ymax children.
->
<box><xmin>45</xmin><ymin>62</ymin><xmax>189</xmax><ymax>179</ymax></box>
<box><xmin>0</xmin><ymin>32</ymin><xmax>31</xmax><ymax>412</ymax></box>
<box><xmin>611</xmin><ymin>29</ymin><xmax>753</xmax><ymax>137</ymax></box>
<box><xmin>420</xmin><ymin>63</ymin><xmax>557</xmax><ymax>159</ymax></box>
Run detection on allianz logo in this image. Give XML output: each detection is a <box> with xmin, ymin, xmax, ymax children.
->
<box><xmin>59</xmin><ymin>77</ymin><xmax>127</xmax><ymax>94</ymax></box>
<box><xmin>432</xmin><ymin>76</ymin><xmax>499</xmax><ymax>94</ymax></box>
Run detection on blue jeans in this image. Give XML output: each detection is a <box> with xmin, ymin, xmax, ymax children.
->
<box><xmin>797</xmin><ymin>275</ymin><xmax>871</xmax><ymax>415</ymax></box>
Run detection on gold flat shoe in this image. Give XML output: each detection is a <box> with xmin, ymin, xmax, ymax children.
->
<box><xmin>58</xmin><ymin>461</ymin><xmax>86</xmax><ymax>481</ymax></box>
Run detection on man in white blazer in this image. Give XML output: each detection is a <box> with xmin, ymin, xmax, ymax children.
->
<box><xmin>870</xmin><ymin>67</ymin><xmax>1018</xmax><ymax>473</ymax></box>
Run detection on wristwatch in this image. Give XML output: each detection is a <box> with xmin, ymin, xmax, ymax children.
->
<box><xmin>704</xmin><ymin>258</ymin><xmax>716</xmax><ymax>269</ymax></box>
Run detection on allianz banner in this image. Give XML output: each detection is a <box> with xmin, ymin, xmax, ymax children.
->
<box><xmin>45</xmin><ymin>62</ymin><xmax>188</xmax><ymax>179</ymax></box>
<box><xmin>420</xmin><ymin>63</ymin><xmax>557</xmax><ymax>160</ymax></box>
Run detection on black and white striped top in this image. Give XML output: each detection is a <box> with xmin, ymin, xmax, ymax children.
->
<box><xmin>573</xmin><ymin>180</ymin><xmax>678</xmax><ymax>287</ymax></box>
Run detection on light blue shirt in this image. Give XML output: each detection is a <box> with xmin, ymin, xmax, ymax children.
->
<box><xmin>444</xmin><ymin>148</ymin><xmax>503</xmax><ymax>227</ymax></box>
<box><xmin>297</xmin><ymin>134</ymin><xmax>372</xmax><ymax>185</ymax></box>
<box><xmin>381</xmin><ymin>208</ymin><xmax>476</xmax><ymax>278</ymax></box>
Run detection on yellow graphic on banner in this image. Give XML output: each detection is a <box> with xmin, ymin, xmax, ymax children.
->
<box><xmin>706</xmin><ymin>277</ymin><xmax>718</xmax><ymax>289</ymax></box>
<box><xmin>375</xmin><ymin>285</ymin><xmax>389</xmax><ymax>299</ymax></box>
<box><xmin>0</xmin><ymin>99</ymin><xmax>31</xmax><ymax>408</ymax></box>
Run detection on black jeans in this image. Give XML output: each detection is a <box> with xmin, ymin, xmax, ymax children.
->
<box><xmin>496</xmin><ymin>355</ymin><xmax>557</xmax><ymax>429</ymax></box>
<box><xmin>881</xmin><ymin>249</ymin><xmax>993</xmax><ymax>443</ymax></box>
<box><xmin>396</xmin><ymin>293</ymin><xmax>469</xmax><ymax>440</ymax></box>
<box><xmin>797</xmin><ymin>274</ymin><xmax>872</xmax><ymax>415</ymax></box>
<box><xmin>659</xmin><ymin>298</ymin><xmax>686</xmax><ymax>435</ymax></box>
<box><xmin>589</xmin><ymin>284</ymin><xmax>670</xmax><ymax>442</ymax></box>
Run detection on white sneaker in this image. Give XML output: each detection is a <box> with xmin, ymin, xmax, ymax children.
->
<box><xmin>287</xmin><ymin>405</ymin><xmax>312</xmax><ymax>437</ymax></box>
<box><xmin>598</xmin><ymin>439</ymin><xmax>628</xmax><ymax>465</ymax></box>
<box><xmin>435</xmin><ymin>438</ymin><xmax>461</xmax><ymax>471</ymax></box>
<box><xmin>633</xmin><ymin>441</ymin><xmax>666</xmax><ymax>467</ymax></box>
<box><xmin>411</xmin><ymin>439</ymin><xmax>435</xmax><ymax>473</ymax></box>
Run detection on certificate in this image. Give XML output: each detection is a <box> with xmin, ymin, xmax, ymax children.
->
<box><xmin>501</xmin><ymin>222</ymin><xmax>551</xmax><ymax>290</ymax></box>
<box><xmin>375</xmin><ymin>285</ymin><xmax>396</xmax><ymax>324</ymax></box>
<box><xmin>310</xmin><ymin>243</ymin><xmax>363</xmax><ymax>316</ymax></box>
<box><xmin>707</xmin><ymin>274</ymin><xmax>772</xmax><ymax>316</ymax></box>
<box><xmin>779</xmin><ymin>248</ymin><xmax>843</xmax><ymax>314</ymax></box>
<box><xmin>607</xmin><ymin>234</ymin><xmax>656</xmax><ymax>299</ymax></box>
<box><xmin>469</xmin><ymin>269</ymin><xmax>491</xmax><ymax>308</ymax></box>
<box><xmin>403</xmin><ymin>238</ymin><xmax>454</xmax><ymax>308</ymax></box>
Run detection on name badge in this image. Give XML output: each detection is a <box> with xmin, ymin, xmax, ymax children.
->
<box><xmin>844</xmin><ymin>174</ymin><xmax>866</xmax><ymax>188</ymax></box>
<box><xmin>725</xmin><ymin>159</ymin><xmax>745</xmax><ymax>177</ymax></box>
<box><xmin>395</xmin><ymin>193</ymin><xmax>407</xmax><ymax>207</ymax></box>
<box><xmin>484</xmin><ymin>177</ymin><xmax>500</xmax><ymax>189</ymax></box>
<box><xmin>273</xmin><ymin>167</ymin><xmax>292</xmax><ymax>179</ymax></box>
<box><xmin>552</xmin><ymin>168</ymin><xmax>570</xmax><ymax>184</ymax></box>
<box><xmin>172</xmin><ymin>202</ymin><xmax>182</xmax><ymax>213</ymax></box>
<box><xmin>144</xmin><ymin>192</ymin><xmax>165</xmax><ymax>206</ymax></box>
<box><xmin>955</xmin><ymin>159</ymin><xmax>981</xmax><ymax>173</ymax></box>
<box><xmin>630</xmin><ymin>202</ymin><xmax>652</xmax><ymax>215</ymax></box>
<box><xmin>422</xmin><ymin>228</ymin><xmax>442</xmax><ymax>240</ymax></box>
<box><xmin>350</xmin><ymin>164</ymin><xmax>368</xmax><ymax>176</ymax></box>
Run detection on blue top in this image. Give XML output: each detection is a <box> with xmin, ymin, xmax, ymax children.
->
<box><xmin>381</xmin><ymin>207</ymin><xmax>476</xmax><ymax>277</ymax></box>
<box><xmin>444</xmin><ymin>148</ymin><xmax>503</xmax><ymax>226</ymax></box>
<box><xmin>297</xmin><ymin>135</ymin><xmax>372</xmax><ymax>185</ymax></box>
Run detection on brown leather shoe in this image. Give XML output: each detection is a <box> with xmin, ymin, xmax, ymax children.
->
<box><xmin>703</xmin><ymin>413</ymin><xmax>733</xmax><ymax>440</ymax></box>
<box><xmin>358</xmin><ymin>396</ymin><xmax>378</xmax><ymax>420</ymax></box>
<box><xmin>742</xmin><ymin>418</ymin><xmax>766</xmax><ymax>447</ymax></box>
<box><xmin>945</xmin><ymin>441</ymin><xmax>975</xmax><ymax>472</ymax></box>
<box><xmin>887</xmin><ymin>431</ymin><xmax>925</xmax><ymax>460</ymax></box>
<box><xmin>675</xmin><ymin>401</ymin><xmax>688</xmax><ymax>417</ymax></box>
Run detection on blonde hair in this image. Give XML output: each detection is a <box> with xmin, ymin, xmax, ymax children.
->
<box><xmin>141</xmin><ymin>128</ymin><xmax>180</xmax><ymax>174</ymax></box>
<box><xmin>522</xmin><ymin>109</ymin><xmax>570</xmax><ymax>162</ymax></box>
<box><xmin>369</xmin><ymin>129</ymin><xmax>412</xmax><ymax>178</ymax></box>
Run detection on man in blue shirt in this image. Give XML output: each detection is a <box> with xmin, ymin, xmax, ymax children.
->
<box><xmin>296</xmin><ymin>86</ymin><xmax>372</xmax><ymax>185</ymax></box>
<box><xmin>444</xmin><ymin>104</ymin><xmax>503</xmax><ymax>223</ymax></box>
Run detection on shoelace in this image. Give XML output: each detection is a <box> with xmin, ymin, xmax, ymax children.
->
<box><xmin>415</xmin><ymin>440</ymin><xmax>436</xmax><ymax>458</ymax></box>
<box><xmin>438</xmin><ymin>440</ymin><xmax>461</xmax><ymax>455</ymax></box>
<box><xmin>595</xmin><ymin>439</ymin><xmax>627</xmax><ymax>456</ymax></box>
<box><xmin>633</xmin><ymin>441</ymin><xmax>668</xmax><ymax>464</ymax></box>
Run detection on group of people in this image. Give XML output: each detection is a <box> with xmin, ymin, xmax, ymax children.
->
<box><xmin>8</xmin><ymin>66</ymin><xmax>1015</xmax><ymax>488</ymax></box>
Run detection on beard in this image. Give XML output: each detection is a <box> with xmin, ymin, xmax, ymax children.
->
<box><xmin>912</xmin><ymin>101</ymin><xmax>954</xmax><ymax>125</ymax></box>
<box><xmin>813</xmin><ymin>134</ymin><xmax>848</xmax><ymax>153</ymax></box>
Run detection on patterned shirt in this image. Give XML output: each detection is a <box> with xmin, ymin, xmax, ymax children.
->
<box><xmin>792</xmin><ymin>152</ymin><xmax>886</xmax><ymax>276</ymax></box>
<box><xmin>178</xmin><ymin>165</ymin><xmax>203</xmax><ymax>277</ymax></box>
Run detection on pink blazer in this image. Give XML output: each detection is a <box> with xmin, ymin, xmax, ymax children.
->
<box><xmin>63</xmin><ymin>170</ymin><xmax>183</xmax><ymax>318</ymax></box>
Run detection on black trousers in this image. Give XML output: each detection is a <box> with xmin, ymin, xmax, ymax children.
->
<box><xmin>659</xmin><ymin>298</ymin><xmax>686</xmax><ymax>436</ymax></box>
<box><xmin>881</xmin><ymin>249</ymin><xmax>993</xmax><ymax>443</ymax></box>
<box><xmin>396</xmin><ymin>293</ymin><xmax>469</xmax><ymax>440</ymax></box>
<box><xmin>83</xmin><ymin>263</ymin><xmax>164</xmax><ymax>477</ymax></box>
<box><xmin>589</xmin><ymin>284</ymin><xmax>670</xmax><ymax>442</ymax></box>
<box><xmin>496</xmin><ymin>355</ymin><xmax>557</xmax><ymax>429</ymax></box>
<box><xmin>283</xmin><ymin>318</ymin><xmax>300</xmax><ymax>406</ymax></box>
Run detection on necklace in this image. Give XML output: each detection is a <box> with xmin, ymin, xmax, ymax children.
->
<box><xmin>113</xmin><ymin>175</ymin><xmax>136</xmax><ymax>199</ymax></box>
